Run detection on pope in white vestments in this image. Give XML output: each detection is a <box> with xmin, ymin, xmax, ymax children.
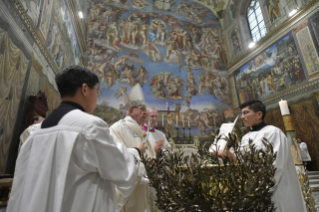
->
<box><xmin>110</xmin><ymin>84</ymin><xmax>157</xmax><ymax>212</ymax></box>
<box><xmin>215</xmin><ymin>100</ymin><xmax>306</xmax><ymax>212</ymax></box>
<box><xmin>7</xmin><ymin>66</ymin><xmax>145</xmax><ymax>212</ymax></box>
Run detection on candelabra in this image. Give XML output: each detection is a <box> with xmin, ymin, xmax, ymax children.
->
<box><xmin>158</xmin><ymin>105</ymin><xmax>195</xmax><ymax>144</ymax></box>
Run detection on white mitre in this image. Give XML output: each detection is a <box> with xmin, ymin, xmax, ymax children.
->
<box><xmin>122</xmin><ymin>83</ymin><xmax>146</xmax><ymax>110</ymax></box>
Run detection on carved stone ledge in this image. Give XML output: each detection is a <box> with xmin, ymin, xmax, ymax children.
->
<box><xmin>262</xmin><ymin>79</ymin><xmax>319</xmax><ymax>105</ymax></box>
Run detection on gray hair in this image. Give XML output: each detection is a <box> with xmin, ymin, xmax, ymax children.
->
<box><xmin>147</xmin><ymin>106</ymin><xmax>157</xmax><ymax>112</ymax></box>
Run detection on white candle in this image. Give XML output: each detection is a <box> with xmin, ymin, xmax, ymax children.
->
<box><xmin>162</xmin><ymin>114</ymin><xmax>164</xmax><ymax>126</ymax></box>
<box><xmin>166</xmin><ymin>102</ymin><xmax>168</xmax><ymax>110</ymax></box>
<box><xmin>176</xmin><ymin>115</ymin><xmax>178</xmax><ymax>126</ymax></box>
<box><xmin>279</xmin><ymin>99</ymin><xmax>290</xmax><ymax>115</ymax></box>
<box><xmin>188</xmin><ymin>117</ymin><xmax>190</xmax><ymax>128</ymax></box>
<box><xmin>182</xmin><ymin>115</ymin><xmax>185</xmax><ymax>127</ymax></box>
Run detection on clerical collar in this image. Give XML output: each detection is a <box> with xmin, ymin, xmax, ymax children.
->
<box><xmin>62</xmin><ymin>101</ymin><xmax>85</xmax><ymax>112</ymax></box>
<box><xmin>142</xmin><ymin>125</ymin><xmax>155</xmax><ymax>132</ymax></box>
<box><xmin>250</xmin><ymin>121</ymin><xmax>267</xmax><ymax>132</ymax></box>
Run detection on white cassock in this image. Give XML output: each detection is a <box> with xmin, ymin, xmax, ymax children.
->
<box><xmin>148</xmin><ymin>128</ymin><xmax>171</xmax><ymax>152</ymax></box>
<box><xmin>7</xmin><ymin>110</ymin><xmax>141</xmax><ymax>212</ymax></box>
<box><xmin>110</xmin><ymin>116</ymin><xmax>156</xmax><ymax>212</ymax></box>
<box><xmin>240</xmin><ymin>125</ymin><xmax>306</xmax><ymax>212</ymax></box>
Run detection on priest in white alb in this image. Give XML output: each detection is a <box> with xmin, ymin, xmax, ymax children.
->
<box><xmin>110</xmin><ymin>83</ymin><xmax>156</xmax><ymax>212</ymax></box>
<box><xmin>7</xmin><ymin>66</ymin><xmax>145</xmax><ymax>212</ymax></box>
<box><xmin>143</xmin><ymin>107</ymin><xmax>171</xmax><ymax>152</ymax></box>
<box><xmin>214</xmin><ymin>100</ymin><xmax>306</xmax><ymax>212</ymax></box>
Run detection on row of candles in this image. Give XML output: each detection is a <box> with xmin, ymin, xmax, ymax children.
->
<box><xmin>155</xmin><ymin>114</ymin><xmax>191</xmax><ymax>128</ymax></box>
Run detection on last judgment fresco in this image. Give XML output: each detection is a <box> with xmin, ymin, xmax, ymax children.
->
<box><xmin>83</xmin><ymin>0</ymin><xmax>234</xmax><ymax>136</ymax></box>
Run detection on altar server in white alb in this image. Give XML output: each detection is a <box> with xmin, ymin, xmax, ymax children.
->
<box><xmin>7</xmin><ymin>66</ymin><xmax>145</xmax><ymax>212</ymax></box>
<box><xmin>143</xmin><ymin>107</ymin><xmax>171</xmax><ymax>152</ymax></box>
<box><xmin>18</xmin><ymin>115</ymin><xmax>44</xmax><ymax>153</ymax></box>
<box><xmin>110</xmin><ymin>83</ymin><xmax>157</xmax><ymax>212</ymax></box>
<box><xmin>298</xmin><ymin>137</ymin><xmax>313</xmax><ymax>171</ymax></box>
<box><xmin>217</xmin><ymin>100</ymin><xmax>306</xmax><ymax>212</ymax></box>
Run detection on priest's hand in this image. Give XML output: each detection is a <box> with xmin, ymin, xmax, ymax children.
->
<box><xmin>154</xmin><ymin>139</ymin><xmax>164</xmax><ymax>152</ymax></box>
<box><xmin>137</xmin><ymin>142</ymin><xmax>146</xmax><ymax>155</ymax></box>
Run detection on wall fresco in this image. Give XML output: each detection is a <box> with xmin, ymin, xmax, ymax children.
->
<box><xmin>294</xmin><ymin>25</ymin><xmax>319</xmax><ymax>78</ymax></box>
<box><xmin>84</xmin><ymin>0</ymin><xmax>234</xmax><ymax>137</ymax></box>
<box><xmin>20</xmin><ymin>0</ymin><xmax>43</xmax><ymax>26</ymax></box>
<box><xmin>0</xmin><ymin>17</ymin><xmax>31</xmax><ymax>173</ymax></box>
<box><xmin>46</xmin><ymin>0</ymin><xmax>81</xmax><ymax>69</ymax></box>
<box><xmin>234</xmin><ymin>33</ymin><xmax>306</xmax><ymax>105</ymax></box>
<box><xmin>264</xmin><ymin>0</ymin><xmax>281</xmax><ymax>23</ymax></box>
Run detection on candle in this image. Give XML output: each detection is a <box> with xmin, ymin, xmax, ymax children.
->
<box><xmin>182</xmin><ymin>115</ymin><xmax>185</xmax><ymax>127</ymax></box>
<box><xmin>279</xmin><ymin>99</ymin><xmax>290</xmax><ymax>115</ymax></box>
<box><xmin>162</xmin><ymin>114</ymin><xmax>164</xmax><ymax>126</ymax></box>
<box><xmin>176</xmin><ymin>115</ymin><xmax>178</xmax><ymax>126</ymax></box>
<box><xmin>166</xmin><ymin>102</ymin><xmax>168</xmax><ymax>110</ymax></box>
<box><xmin>188</xmin><ymin>117</ymin><xmax>190</xmax><ymax>128</ymax></box>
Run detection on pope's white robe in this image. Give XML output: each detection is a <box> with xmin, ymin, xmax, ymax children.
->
<box><xmin>110</xmin><ymin>116</ymin><xmax>156</xmax><ymax>212</ymax></box>
<box><xmin>240</xmin><ymin>125</ymin><xmax>306</xmax><ymax>212</ymax></box>
<box><xmin>7</xmin><ymin>110</ymin><xmax>141</xmax><ymax>212</ymax></box>
<box><xmin>148</xmin><ymin>128</ymin><xmax>171</xmax><ymax>152</ymax></box>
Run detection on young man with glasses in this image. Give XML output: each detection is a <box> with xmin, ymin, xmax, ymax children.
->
<box><xmin>216</xmin><ymin>100</ymin><xmax>306</xmax><ymax>212</ymax></box>
<box><xmin>8</xmin><ymin>66</ymin><xmax>145</xmax><ymax>212</ymax></box>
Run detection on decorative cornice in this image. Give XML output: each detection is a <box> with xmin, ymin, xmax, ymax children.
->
<box><xmin>226</xmin><ymin>0</ymin><xmax>319</xmax><ymax>73</ymax></box>
<box><xmin>66</xmin><ymin>0</ymin><xmax>87</xmax><ymax>54</ymax></box>
<box><xmin>9</xmin><ymin>0</ymin><xmax>59</xmax><ymax>73</ymax></box>
<box><xmin>262</xmin><ymin>79</ymin><xmax>319</xmax><ymax>105</ymax></box>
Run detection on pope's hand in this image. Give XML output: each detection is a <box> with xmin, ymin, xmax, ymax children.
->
<box><xmin>137</xmin><ymin>142</ymin><xmax>146</xmax><ymax>155</ymax></box>
<box><xmin>154</xmin><ymin>139</ymin><xmax>164</xmax><ymax>152</ymax></box>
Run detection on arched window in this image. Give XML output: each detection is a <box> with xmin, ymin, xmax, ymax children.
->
<box><xmin>247</xmin><ymin>0</ymin><xmax>267</xmax><ymax>42</ymax></box>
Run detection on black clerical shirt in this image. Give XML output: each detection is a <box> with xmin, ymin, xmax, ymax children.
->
<box><xmin>41</xmin><ymin>101</ymin><xmax>85</xmax><ymax>129</ymax></box>
<box><xmin>249</xmin><ymin>121</ymin><xmax>267</xmax><ymax>132</ymax></box>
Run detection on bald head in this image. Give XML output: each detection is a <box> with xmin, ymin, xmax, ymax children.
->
<box><xmin>147</xmin><ymin>107</ymin><xmax>158</xmax><ymax>128</ymax></box>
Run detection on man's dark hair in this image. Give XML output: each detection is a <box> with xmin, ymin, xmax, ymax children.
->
<box><xmin>31</xmin><ymin>116</ymin><xmax>43</xmax><ymax>125</ymax></box>
<box><xmin>55</xmin><ymin>66</ymin><xmax>99</xmax><ymax>98</ymax></box>
<box><xmin>240</xmin><ymin>100</ymin><xmax>266</xmax><ymax>120</ymax></box>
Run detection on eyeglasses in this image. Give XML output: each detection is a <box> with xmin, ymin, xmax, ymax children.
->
<box><xmin>92</xmin><ymin>87</ymin><xmax>101</xmax><ymax>96</ymax></box>
<box><xmin>133</xmin><ymin>106</ymin><xmax>147</xmax><ymax>112</ymax></box>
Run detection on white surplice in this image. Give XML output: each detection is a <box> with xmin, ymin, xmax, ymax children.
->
<box><xmin>298</xmin><ymin>142</ymin><xmax>311</xmax><ymax>161</ymax></box>
<box><xmin>148</xmin><ymin>128</ymin><xmax>171</xmax><ymax>152</ymax></box>
<box><xmin>110</xmin><ymin>116</ymin><xmax>156</xmax><ymax>212</ymax></box>
<box><xmin>18</xmin><ymin>123</ymin><xmax>41</xmax><ymax>153</ymax></box>
<box><xmin>240</xmin><ymin>125</ymin><xmax>306</xmax><ymax>212</ymax></box>
<box><xmin>7</xmin><ymin>110</ymin><xmax>141</xmax><ymax>212</ymax></box>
